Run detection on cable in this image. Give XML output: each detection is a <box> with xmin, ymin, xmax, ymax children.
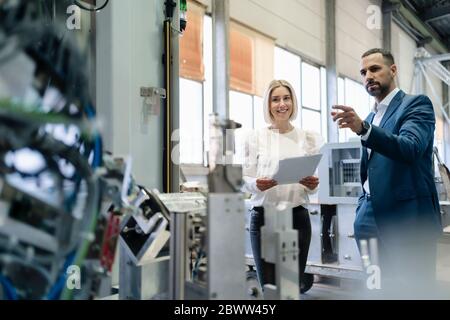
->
<box><xmin>0</xmin><ymin>254</ymin><xmax>52</xmax><ymax>300</ymax></box>
<box><xmin>73</xmin><ymin>0</ymin><xmax>109</xmax><ymax>12</ymax></box>
<box><xmin>46</xmin><ymin>251</ymin><xmax>76</xmax><ymax>300</ymax></box>
<box><xmin>0</xmin><ymin>274</ymin><xmax>18</xmax><ymax>300</ymax></box>
<box><xmin>84</xmin><ymin>104</ymin><xmax>103</xmax><ymax>168</ymax></box>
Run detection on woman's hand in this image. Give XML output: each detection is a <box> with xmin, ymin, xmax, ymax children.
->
<box><xmin>300</xmin><ymin>176</ymin><xmax>319</xmax><ymax>190</ymax></box>
<box><xmin>256</xmin><ymin>178</ymin><xmax>278</xmax><ymax>191</ymax></box>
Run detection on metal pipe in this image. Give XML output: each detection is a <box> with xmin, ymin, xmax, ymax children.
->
<box><xmin>325</xmin><ymin>0</ymin><xmax>338</xmax><ymax>143</ymax></box>
<box><xmin>169</xmin><ymin>212</ymin><xmax>187</xmax><ymax>300</ymax></box>
<box><xmin>170</xmin><ymin>1</ymin><xmax>181</xmax><ymax>193</ymax></box>
<box><xmin>382</xmin><ymin>0</ymin><xmax>393</xmax><ymax>51</ymax></box>
<box><xmin>164</xmin><ymin>19</ymin><xmax>172</xmax><ymax>193</ymax></box>
<box><xmin>418</xmin><ymin>53</ymin><xmax>450</xmax><ymax>64</ymax></box>
<box><xmin>212</xmin><ymin>0</ymin><xmax>230</xmax><ymax>120</ymax></box>
<box><xmin>417</xmin><ymin>61</ymin><xmax>450</xmax><ymax>125</ymax></box>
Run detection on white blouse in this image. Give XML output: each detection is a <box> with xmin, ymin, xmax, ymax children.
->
<box><xmin>241</xmin><ymin>127</ymin><xmax>324</xmax><ymax>208</ymax></box>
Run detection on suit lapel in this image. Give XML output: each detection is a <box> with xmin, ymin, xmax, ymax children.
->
<box><xmin>366</xmin><ymin>112</ymin><xmax>376</xmax><ymax>124</ymax></box>
<box><xmin>379</xmin><ymin>90</ymin><xmax>405</xmax><ymax>128</ymax></box>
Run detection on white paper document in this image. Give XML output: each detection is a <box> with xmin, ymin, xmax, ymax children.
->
<box><xmin>272</xmin><ymin>154</ymin><xmax>323</xmax><ymax>185</ymax></box>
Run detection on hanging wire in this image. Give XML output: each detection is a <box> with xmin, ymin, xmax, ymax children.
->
<box><xmin>73</xmin><ymin>0</ymin><xmax>109</xmax><ymax>12</ymax></box>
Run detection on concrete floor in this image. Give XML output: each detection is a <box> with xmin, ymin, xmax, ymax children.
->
<box><xmin>301</xmin><ymin>277</ymin><xmax>368</xmax><ymax>300</ymax></box>
<box><xmin>301</xmin><ymin>277</ymin><xmax>450</xmax><ymax>300</ymax></box>
<box><xmin>103</xmin><ymin>274</ymin><xmax>450</xmax><ymax>300</ymax></box>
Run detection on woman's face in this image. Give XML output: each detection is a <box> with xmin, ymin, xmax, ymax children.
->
<box><xmin>270</xmin><ymin>86</ymin><xmax>293</xmax><ymax>123</ymax></box>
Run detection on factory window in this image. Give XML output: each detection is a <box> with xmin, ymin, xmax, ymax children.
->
<box><xmin>253</xmin><ymin>96</ymin><xmax>266</xmax><ymax>129</ymax></box>
<box><xmin>179</xmin><ymin>1</ymin><xmax>207</xmax><ymax>165</ymax></box>
<box><xmin>274</xmin><ymin>47</ymin><xmax>301</xmax><ymax>128</ymax></box>
<box><xmin>337</xmin><ymin>77</ymin><xmax>374</xmax><ymax>142</ymax></box>
<box><xmin>301</xmin><ymin>61</ymin><xmax>322</xmax><ymax>134</ymax></box>
<box><xmin>337</xmin><ymin>77</ymin><xmax>346</xmax><ymax>105</ymax></box>
<box><xmin>230</xmin><ymin>90</ymin><xmax>254</xmax><ymax>166</ymax></box>
<box><xmin>228</xmin><ymin>22</ymin><xmax>275</xmax><ymax>166</ymax></box>
<box><xmin>179</xmin><ymin>78</ymin><xmax>204</xmax><ymax>165</ymax></box>
<box><xmin>302</xmin><ymin>62</ymin><xmax>321</xmax><ymax>111</ymax></box>
<box><xmin>230</xmin><ymin>90</ymin><xmax>254</xmax><ymax>129</ymax></box>
<box><xmin>273</xmin><ymin>47</ymin><xmax>327</xmax><ymax>139</ymax></box>
<box><xmin>204</xmin><ymin>18</ymin><xmax>274</xmax><ymax>162</ymax></box>
<box><xmin>179</xmin><ymin>15</ymin><xmax>275</xmax><ymax>166</ymax></box>
<box><xmin>320</xmin><ymin>67</ymin><xmax>328</xmax><ymax>142</ymax></box>
<box><xmin>302</xmin><ymin>108</ymin><xmax>322</xmax><ymax>133</ymax></box>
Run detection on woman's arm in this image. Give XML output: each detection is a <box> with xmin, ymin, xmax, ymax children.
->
<box><xmin>241</xmin><ymin>130</ymin><xmax>261</xmax><ymax>194</ymax></box>
<box><xmin>242</xmin><ymin>176</ymin><xmax>260</xmax><ymax>194</ymax></box>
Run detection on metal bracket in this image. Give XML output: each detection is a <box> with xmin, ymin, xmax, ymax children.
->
<box><xmin>140</xmin><ymin>87</ymin><xmax>166</xmax><ymax>117</ymax></box>
<box><xmin>140</xmin><ymin>87</ymin><xmax>166</xmax><ymax>99</ymax></box>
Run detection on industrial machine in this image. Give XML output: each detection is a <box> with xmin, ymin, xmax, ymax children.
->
<box><xmin>307</xmin><ymin>140</ymin><xmax>450</xmax><ymax>284</ymax></box>
<box><xmin>117</xmin><ymin>114</ymin><xmax>302</xmax><ymax>300</ymax></box>
<box><xmin>118</xmin><ymin>115</ymin><xmax>248</xmax><ymax>300</ymax></box>
<box><xmin>306</xmin><ymin>141</ymin><xmax>366</xmax><ymax>280</ymax></box>
<box><xmin>260</xmin><ymin>203</ymin><xmax>300</xmax><ymax>300</ymax></box>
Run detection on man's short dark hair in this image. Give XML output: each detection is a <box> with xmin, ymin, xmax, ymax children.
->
<box><xmin>361</xmin><ymin>48</ymin><xmax>395</xmax><ymax>66</ymax></box>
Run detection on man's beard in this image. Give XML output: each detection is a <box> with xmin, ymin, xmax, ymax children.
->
<box><xmin>365</xmin><ymin>81</ymin><xmax>390</xmax><ymax>98</ymax></box>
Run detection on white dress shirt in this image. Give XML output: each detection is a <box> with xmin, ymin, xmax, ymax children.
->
<box><xmin>241</xmin><ymin>127</ymin><xmax>324</xmax><ymax>208</ymax></box>
<box><xmin>361</xmin><ymin>87</ymin><xmax>400</xmax><ymax>194</ymax></box>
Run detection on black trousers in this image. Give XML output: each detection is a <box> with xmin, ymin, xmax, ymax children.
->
<box><xmin>249</xmin><ymin>205</ymin><xmax>311</xmax><ymax>287</ymax></box>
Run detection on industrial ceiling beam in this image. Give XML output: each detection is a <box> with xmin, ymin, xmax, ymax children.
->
<box><xmin>389</xmin><ymin>0</ymin><xmax>448</xmax><ymax>53</ymax></box>
<box><xmin>382</xmin><ymin>0</ymin><xmax>398</xmax><ymax>51</ymax></box>
<box><xmin>420</xmin><ymin>4</ymin><xmax>450</xmax><ymax>23</ymax></box>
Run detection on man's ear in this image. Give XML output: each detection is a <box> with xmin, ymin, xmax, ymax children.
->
<box><xmin>390</xmin><ymin>64</ymin><xmax>398</xmax><ymax>78</ymax></box>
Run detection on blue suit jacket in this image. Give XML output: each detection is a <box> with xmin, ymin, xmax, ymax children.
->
<box><xmin>358</xmin><ymin>90</ymin><xmax>442</xmax><ymax>244</ymax></box>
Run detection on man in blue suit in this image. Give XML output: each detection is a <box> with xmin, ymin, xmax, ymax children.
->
<box><xmin>332</xmin><ymin>48</ymin><xmax>442</xmax><ymax>296</ymax></box>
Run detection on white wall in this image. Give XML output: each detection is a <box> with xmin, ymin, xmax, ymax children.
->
<box><xmin>336</xmin><ymin>0</ymin><xmax>382</xmax><ymax>81</ymax></box>
<box><xmin>391</xmin><ymin>22</ymin><xmax>417</xmax><ymax>93</ymax></box>
<box><xmin>97</xmin><ymin>0</ymin><xmax>164</xmax><ymax>189</ymax></box>
<box><xmin>197</xmin><ymin>0</ymin><xmax>326</xmax><ymax>65</ymax></box>
<box><xmin>391</xmin><ymin>24</ymin><xmax>444</xmax><ymax>117</ymax></box>
<box><xmin>199</xmin><ymin>0</ymin><xmax>382</xmax><ymax>80</ymax></box>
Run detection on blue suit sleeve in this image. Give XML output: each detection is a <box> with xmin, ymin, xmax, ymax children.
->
<box><xmin>362</xmin><ymin>95</ymin><xmax>435</xmax><ymax>164</ymax></box>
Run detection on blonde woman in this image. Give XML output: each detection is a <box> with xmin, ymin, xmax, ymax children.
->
<box><xmin>242</xmin><ymin>80</ymin><xmax>324</xmax><ymax>293</ymax></box>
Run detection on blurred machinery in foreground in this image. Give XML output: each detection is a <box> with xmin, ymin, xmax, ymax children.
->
<box><xmin>0</xmin><ymin>0</ymin><xmax>127</xmax><ymax>300</ymax></box>
<box><xmin>0</xmin><ymin>0</ymin><xmax>262</xmax><ymax>300</ymax></box>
